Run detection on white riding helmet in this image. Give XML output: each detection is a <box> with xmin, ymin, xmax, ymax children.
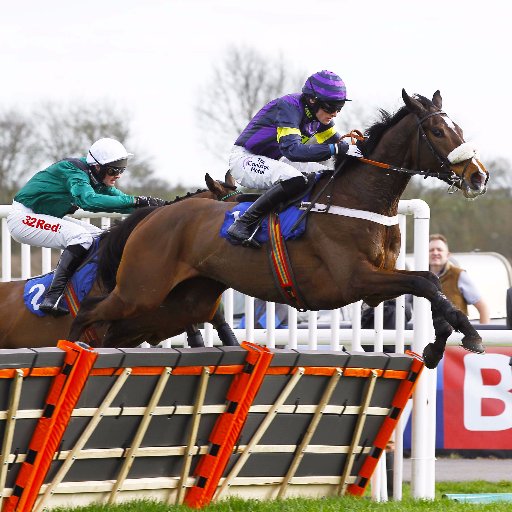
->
<box><xmin>86</xmin><ymin>138</ymin><xmax>133</xmax><ymax>166</ymax></box>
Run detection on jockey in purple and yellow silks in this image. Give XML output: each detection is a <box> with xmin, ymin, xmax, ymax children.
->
<box><xmin>227</xmin><ymin>70</ymin><xmax>363</xmax><ymax>248</ymax></box>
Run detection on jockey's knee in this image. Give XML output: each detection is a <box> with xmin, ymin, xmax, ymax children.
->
<box><xmin>280</xmin><ymin>175</ymin><xmax>308</xmax><ymax>195</ymax></box>
<box><xmin>68</xmin><ymin>234</ymin><xmax>95</xmax><ymax>250</ymax></box>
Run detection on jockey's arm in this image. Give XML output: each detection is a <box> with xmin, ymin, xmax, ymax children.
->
<box><xmin>278</xmin><ymin>131</ymin><xmax>335</xmax><ymax>163</ymax></box>
<box><xmin>69</xmin><ymin>179</ymin><xmax>135</xmax><ymax>214</ymax></box>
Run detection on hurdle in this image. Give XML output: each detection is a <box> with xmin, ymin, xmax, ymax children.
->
<box><xmin>0</xmin><ymin>342</ymin><xmax>423</xmax><ymax>510</ymax></box>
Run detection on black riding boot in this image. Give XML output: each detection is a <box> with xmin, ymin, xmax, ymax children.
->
<box><xmin>227</xmin><ymin>176</ymin><xmax>308</xmax><ymax>249</ymax></box>
<box><xmin>39</xmin><ymin>244</ymin><xmax>89</xmax><ymax>317</ymax></box>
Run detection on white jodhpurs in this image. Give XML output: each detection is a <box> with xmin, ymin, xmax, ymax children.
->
<box><xmin>7</xmin><ymin>201</ymin><xmax>102</xmax><ymax>251</ymax></box>
<box><xmin>229</xmin><ymin>145</ymin><xmax>332</xmax><ymax>189</ymax></box>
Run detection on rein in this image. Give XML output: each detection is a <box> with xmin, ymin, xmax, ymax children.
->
<box><xmin>288</xmin><ymin>159</ymin><xmax>347</xmax><ymax>233</ymax></box>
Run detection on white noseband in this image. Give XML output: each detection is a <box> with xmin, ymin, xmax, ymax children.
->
<box><xmin>447</xmin><ymin>142</ymin><xmax>477</xmax><ymax>164</ymax></box>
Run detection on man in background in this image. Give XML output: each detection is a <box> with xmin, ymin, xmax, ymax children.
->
<box><xmin>429</xmin><ymin>233</ymin><xmax>490</xmax><ymax>324</ymax></box>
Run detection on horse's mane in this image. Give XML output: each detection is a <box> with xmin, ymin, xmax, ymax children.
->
<box><xmin>95</xmin><ymin>188</ymin><xmax>221</xmax><ymax>292</ymax></box>
<box><xmin>358</xmin><ymin>94</ymin><xmax>435</xmax><ymax>156</ymax></box>
<box><xmin>168</xmin><ymin>188</ymin><xmax>209</xmax><ymax>204</ymax></box>
<box><xmin>96</xmin><ymin>207</ymin><xmax>158</xmax><ymax>292</ymax></box>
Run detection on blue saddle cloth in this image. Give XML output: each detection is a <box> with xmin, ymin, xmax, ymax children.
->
<box><xmin>220</xmin><ymin>198</ymin><xmax>309</xmax><ymax>245</ymax></box>
<box><xmin>24</xmin><ymin>248</ymin><xmax>98</xmax><ymax>317</ymax></box>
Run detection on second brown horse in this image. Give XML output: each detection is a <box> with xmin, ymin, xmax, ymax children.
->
<box><xmin>0</xmin><ymin>173</ymin><xmax>238</xmax><ymax>349</ymax></box>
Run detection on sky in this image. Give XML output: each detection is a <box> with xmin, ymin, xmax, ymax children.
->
<box><xmin>1</xmin><ymin>0</ymin><xmax>511</xmax><ymax>187</ymax></box>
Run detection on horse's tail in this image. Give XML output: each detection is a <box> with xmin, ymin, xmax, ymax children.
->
<box><xmin>97</xmin><ymin>207</ymin><xmax>159</xmax><ymax>292</ymax></box>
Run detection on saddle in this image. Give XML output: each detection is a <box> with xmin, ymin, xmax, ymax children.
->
<box><xmin>24</xmin><ymin>242</ymin><xmax>99</xmax><ymax>317</ymax></box>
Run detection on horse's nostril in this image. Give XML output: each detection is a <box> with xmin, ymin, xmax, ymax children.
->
<box><xmin>470</xmin><ymin>173</ymin><xmax>485</xmax><ymax>189</ymax></box>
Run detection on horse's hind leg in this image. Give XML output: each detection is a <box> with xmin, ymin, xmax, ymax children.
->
<box><xmin>94</xmin><ymin>277</ymin><xmax>230</xmax><ymax>348</ymax></box>
<box><xmin>182</xmin><ymin>310</ymin><xmax>239</xmax><ymax>347</ymax></box>
<box><xmin>184</xmin><ymin>315</ymin><xmax>239</xmax><ymax>348</ymax></box>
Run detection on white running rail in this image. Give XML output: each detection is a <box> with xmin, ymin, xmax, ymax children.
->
<box><xmin>0</xmin><ymin>200</ymin><xmax>435</xmax><ymax>500</ymax></box>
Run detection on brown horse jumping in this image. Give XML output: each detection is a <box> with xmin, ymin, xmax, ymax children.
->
<box><xmin>70</xmin><ymin>90</ymin><xmax>490</xmax><ymax>369</ymax></box>
<box><xmin>0</xmin><ymin>173</ymin><xmax>238</xmax><ymax>349</ymax></box>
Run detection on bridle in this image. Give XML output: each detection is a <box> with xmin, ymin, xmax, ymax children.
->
<box><xmin>356</xmin><ymin>111</ymin><xmax>458</xmax><ymax>182</ymax></box>
<box><xmin>415</xmin><ymin>111</ymin><xmax>459</xmax><ymax>185</ymax></box>
<box><xmin>219</xmin><ymin>190</ymin><xmax>241</xmax><ymax>201</ymax></box>
<box><xmin>414</xmin><ymin>111</ymin><xmax>484</xmax><ymax>192</ymax></box>
<box><xmin>348</xmin><ymin>109</ymin><xmax>487</xmax><ymax>191</ymax></box>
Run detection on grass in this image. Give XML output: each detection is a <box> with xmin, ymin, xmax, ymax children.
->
<box><xmin>50</xmin><ymin>481</ymin><xmax>512</xmax><ymax>512</ymax></box>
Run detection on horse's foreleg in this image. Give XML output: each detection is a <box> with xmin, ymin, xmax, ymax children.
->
<box><xmin>394</xmin><ymin>270</ymin><xmax>454</xmax><ymax>368</ymax></box>
<box><xmin>430</xmin><ymin>290</ymin><xmax>484</xmax><ymax>352</ymax></box>
<box><xmin>69</xmin><ymin>291</ymin><xmax>133</xmax><ymax>342</ymax></box>
<box><xmin>353</xmin><ymin>267</ymin><xmax>484</xmax><ymax>368</ymax></box>
<box><xmin>186</xmin><ymin>325</ymin><xmax>205</xmax><ymax>348</ymax></box>
<box><xmin>68</xmin><ymin>295</ymin><xmax>106</xmax><ymax>342</ymax></box>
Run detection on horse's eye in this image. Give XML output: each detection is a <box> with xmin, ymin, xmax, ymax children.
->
<box><xmin>431</xmin><ymin>128</ymin><xmax>443</xmax><ymax>138</ymax></box>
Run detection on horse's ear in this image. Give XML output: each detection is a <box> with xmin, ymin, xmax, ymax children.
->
<box><xmin>432</xmin><ymin>90</ymin><xmax>442</xmax><ymax>109</ymax></box>
<box><xmin>402</xmin><ymin>89</ymin><xmax>426</xmax><ymax>116</ymax></box>
<box><xmin>225</xmin><ymin>170</ymin><xmax>236</xmax><ymax>188</ymax></box>
<box><xmin>205</xmin><ymin>173</ymin><xmax>215</xmax><ymax>191</ymax></box>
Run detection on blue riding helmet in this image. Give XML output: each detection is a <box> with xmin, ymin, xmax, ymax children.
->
<box><xmin>302</xmin><ymin>70</ymin><xmax>350</xmax><ymax>102</ymax></box>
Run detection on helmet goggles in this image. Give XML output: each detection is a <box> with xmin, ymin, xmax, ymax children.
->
<box><xmin>104</xmin><ymin>158</ymin><xmax>128</xmax><ymax>176</ymax></box>
<box><xmin>105</xmin><ymin>166</ymin><xmax>126</xmax><ymax>177</ymax></box>
<box><xmin>317</xmin><ymin>99</ymin><xmax>346</xmax><ymax>114</ymax></box>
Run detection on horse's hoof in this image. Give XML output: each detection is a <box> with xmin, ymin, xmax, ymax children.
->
<box><xmin>461</xmin><ymin>336</ymin><xmax>485</xmax><ymax>354</ymax></box>
<box><xmin>422</xmin><ymin>343</ymin><xmax>444</xmax><ymax>369</ymax></box>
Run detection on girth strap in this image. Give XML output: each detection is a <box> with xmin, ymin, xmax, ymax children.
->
<box><xmin>267</xmin><ymin>213</ymin><xmax>309</xmax><ymax>312</ymax></box>
<box><xmin>299</xmin><ymin>203</ymin><xmax>399</xmax><ymax>226</ymax></box>
<box><xmin>64</xmin><ymin>283</ymin><xmax>99</xmax><ymax>345</ymax></box>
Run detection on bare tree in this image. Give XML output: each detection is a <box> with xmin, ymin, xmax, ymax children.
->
<box><xmin>196</xmin><ymin>45</ymin><xmax>304</xmax><ymax>161</ymax></box>
<box><xmin>484</xmin><ymin>157</ymin><xmax>512</xmax><ymax>194</ymax></box>
<box><xmin>34</xmin><ymin>101</ymin><xmax>129</xmax><ymax>161</ymax></box>
<box><xmin>0</xmin><ymin>109</ymin><xmax>38</xmax><ymax>201</ymax></box>
<box><xmin>30</xmin><ymin>100</ymin><xmax>175</xmax><ymax>195</ymax></box>
<box><xmin>0</xmin><ymin>100</ymin><xmax>203</xmax><ymax>205</ymax></box>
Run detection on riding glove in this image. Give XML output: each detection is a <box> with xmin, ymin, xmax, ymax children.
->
<box><xmin>336</xmin><ymin>141</ymin><xmax>363</xmax><ymax>158</ymax></box>
<box><xmin>134</xmin><ymin>196</ymin><xmax>167</xmax><ymax>207</ymax></box>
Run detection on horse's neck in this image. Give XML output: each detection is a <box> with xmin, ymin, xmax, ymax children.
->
<box><xmin>324</xmin><ymin>162</ymin><xmax>411</xmax><ymax>216</ymax></box>
<box><xmin>328</xmin><ymin>118</ymin><xmax>416</xmax><ymax>215</ymax></box>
